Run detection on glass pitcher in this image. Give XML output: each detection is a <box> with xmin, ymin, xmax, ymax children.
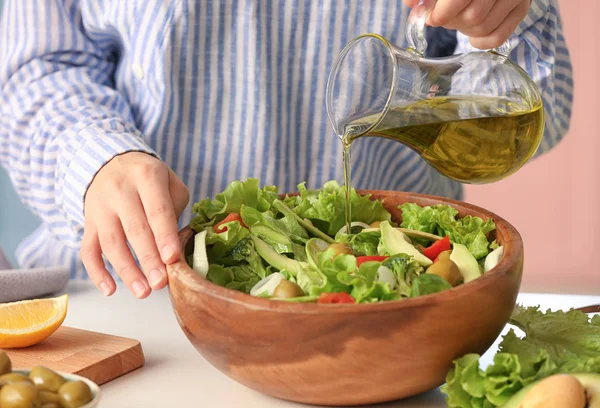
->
<box><xmin>326</xmin><ymin>0</ymin><xmax>545</xmax><ymax>184</ymax></box>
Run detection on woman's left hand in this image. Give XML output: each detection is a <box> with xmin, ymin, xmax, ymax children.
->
<box><xmin>403</xmin><ymin>0</ymin><xmax>531</xmax><ymax>49</ymax></box>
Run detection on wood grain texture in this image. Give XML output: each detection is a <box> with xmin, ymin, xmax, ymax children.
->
<box><xmin>5</xmin><ymin>327</ymin><xmax>145</xmax><ymax>385</ymax></box>
<box><xmin>166</xmin><ymin>190</ymin><xmax>524</xmax><ymax>406</ymax></box>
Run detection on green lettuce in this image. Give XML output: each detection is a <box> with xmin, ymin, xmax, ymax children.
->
<box><xmin>190</xmin><ymin>178</ymin><xmax>279</xmax><ymax>228</ymax></box>
<box><xmin>291</xmin><ymin>181</ymin><xmax>391</xmax><ymax>236</ymax></box>
<box><xmin>410</xmin><ymin>274</ymin><xmax>451</xmax><ymax>297</ymax></box>
<box><xmin>207</xmin><ymin>236</ymin><xmax>269</xmax><ymax>279</ymax></box>
<box><xmin>294</xmin><ymin>251</ymin><xmax>351</xmax><ymax>296</ymax></box>
<box><xmin>294</xmin><ymin>250</ymin><xmax>400</xmax><ymax>303</ymax></box>
<box><xmin>204</xmin><ymin>221</ymin><xmax>251</xmax><ymax>261</ymax></box>
<box><xmin>240</xmin><ymin>205</ymin><xmax>308</xmax><ymax>243</ymax></box>
<box><xmin>399</xmin><ymin>203</ymin><xmax>496</xmax><ymax>259</ymax></box>
<box><xmin>337</xmin><ymin>231</ymin><xmax>381</xmax><ymax>256</ymax></box>
<box><xmin>206</xmin><ymin>264</ymin><xmax>265</xmax><ymax>294</ymax></box>
<box><xmin>337</xmin><ymin>261</ymin><xmax>399</xmax><ymax>303</ymax></box>
<box><xmin>441</xmin><ymin>306</ymin><xmax>600</xmax><ymax>407</ymax></box>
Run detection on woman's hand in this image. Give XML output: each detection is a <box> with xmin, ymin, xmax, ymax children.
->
<box><xmin>81</xmin><ymin>152</ymin><xmax>190</xmax><ymax>298</ymax></box>
<box><xmin>404</xmin><ymin>0</ymin><xmax>531</xmax><ymax>49</ymax></box>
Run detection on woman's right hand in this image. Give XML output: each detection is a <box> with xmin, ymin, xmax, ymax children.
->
<box><xmin>81</xmin><ymin>152</ymin><xmax>190</xmax><ymax>298</ymax></box>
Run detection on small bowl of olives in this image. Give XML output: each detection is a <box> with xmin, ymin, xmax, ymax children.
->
<box><xmin>0</xmin><ymin>350</ymin><xmax>100</xmax><ymax>408</ymax></box>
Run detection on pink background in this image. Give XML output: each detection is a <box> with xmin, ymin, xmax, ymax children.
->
<box><xmin>465</xmin><ymin>0</ymin><xmax>600</xmax><ymax>294</ymax></box>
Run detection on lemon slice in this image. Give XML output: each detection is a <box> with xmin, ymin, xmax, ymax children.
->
<box><xmin>0</xmin><ymin>294</ymin><xmax>68</xmax><ymax>348</ymax></box>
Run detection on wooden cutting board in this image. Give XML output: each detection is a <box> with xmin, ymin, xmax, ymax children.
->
<box><xmin>5</xmin><ymin>326</ymin><xmax>145</xmax><ymax>385</ymax></box>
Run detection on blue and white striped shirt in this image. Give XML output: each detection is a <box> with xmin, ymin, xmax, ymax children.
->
<box><xmin>0</xmin><ymin>0</ymin><xmax>573</xmax><ymax>279</ymax></box>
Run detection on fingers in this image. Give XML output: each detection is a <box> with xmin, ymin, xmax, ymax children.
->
<box><xmin>98</xmin><ymin>215</ymin><xmax>151</xmax><ymax>299</ymax></box>
<box><xmin>119</xmin><ymin>194</ymin><xmax>168</xmax><ymax>290</ymax></box>
<box><xmin>459</xmin><ymin>0</ymin><xmax>520</xmax><ymax>38</ymax></box>
<box><xmin>434</xmin><ymin>0</ymin><xmax>496</xmax><ymax>29</ymax></box>
<box><xmin>403</xmin><ymin>0</ymin><xmax>421</xmax><ymax>8</ymax></box>
<box><xmin>424</xmin><ymin>0</ymin><xmax>528</xmax><ymax>50</ymax></box>
<box><xmin>81</xmin><ymin>223</ymin><xmax>115</xmax><ymax>297</ymax></box>
<box><xmin>427</xmin><ymin>0</ymin><xmax>472</xmax><ymax>27</ymax></box>
<box><xmin>469</xmin><ymin>0</ymin><xmax>528</xmax><ymax>49</ymax></box>
<box><xmin>138</xmin><ymin>168</ymin><xmax>184</xmax><ymax>266</ymax></box>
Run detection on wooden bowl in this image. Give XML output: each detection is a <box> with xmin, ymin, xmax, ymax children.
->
<box><xmin>166</xmin><ymin>191</ymin><xmax>523</xmax><ymax>406</ymax></box>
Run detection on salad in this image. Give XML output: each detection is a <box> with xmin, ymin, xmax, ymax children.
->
<box><xmin>188</xmin><ymin>179</ymin><xmax>504</xmax><ymax>304</ymax></box>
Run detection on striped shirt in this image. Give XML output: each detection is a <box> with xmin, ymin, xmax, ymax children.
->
<box><xmin>0</xmin><ymin>0</ymin><xmax>573</xmax><ymax>279</ymax></box>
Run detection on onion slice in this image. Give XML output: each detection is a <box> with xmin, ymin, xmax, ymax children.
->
<box><xmin>192</xmin><ymin>231</ymin><xmax>209</xmax><ymax>278</ymax></box>
<box><xmin>336</xmin><ymin>222</ymin><xmax>372</xmax><ymax>236</ymax></box>
<box><xmin>484</xmin><ymin>246</ymin><xmax>504</xmax><ymax>272</ymax></box>
<box><xmin>250</xmin><ymin>273</ymin><xmax>285</xmax><ymax>297</ymax></box>
<box><xmin>377</xmin><ymin>265</ymin><xmax>397</xmax><ymax>290</ymax></box>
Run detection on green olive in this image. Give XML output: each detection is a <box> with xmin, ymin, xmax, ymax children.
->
<box><xmin>0</xmin><ymin>350</ymin><xmax>12</xmax><ymax>376</ymax></box>
<box><xmin>58</xmin><ymin>381</ymin><xmax>93</xmax><ymax>408</ymax></box>
<box><xmin>0</xmin><ymin>382</ymin><xmax>40</xmax><ymax>408</ymax></box>
<box><xmin>426</xmin><ymin>259</ymin><xmax>462</xmax><ymax>286</ymax></box>
<box><xmin>29</xmin><ymin>367</ymin><xmax>65</xmax><ymax>392</ymax></box>
<box><xmin>0</xmin><ymin>373</ymin><xmax>33</xmax><ymax>385</ymax></box>
<box><xmin>328</xmin><ymin>243</ymin><xmax>353</xmax><ymax>257</ymax></box>
<box><xmin>272</xmin><ymin>280</ymin><xmax>305</xmax><ymax>299</ymax></box>
<box><xmin>436</xmin><ymin>250</ymin><xmax>452</xmax><ymax>262</ymax></box>
<box><xmin>38</xmin><ymin>391</ymin><xmax>60</xmax><ymax>404</ymax></box>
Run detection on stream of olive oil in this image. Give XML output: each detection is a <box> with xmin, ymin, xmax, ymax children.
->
<box><xmin>342</xmin><ymin>138</ymin><xmax>352</xmax><ymax>234</ymax></box>
<box><xmin>341</xmin><ymin>96</ymin><xmax>544</xmax><ymax>233</ymax></box>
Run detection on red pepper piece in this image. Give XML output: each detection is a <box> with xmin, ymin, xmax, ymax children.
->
<box><xmin>318</xmin><ymin>292</ymin><xmax>355</xmax><ymax>304</ymax></box>
<box><xmin>355</xmin><ymin>255</ymin><xmax>389</xmax><ymax>267</ymax></box>
<box><xmin>422</xmin><ymin>235</ymin><xmax>451</xmax><ymax>261</ymax></box>
<box><xmin>214</xmin><ymin>212</ymin><xmax>246</xmax><ymax>233</ymax></box>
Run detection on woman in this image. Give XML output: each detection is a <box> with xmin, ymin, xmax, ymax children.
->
<box><xmin>0</xmin><ymin>0</ymin><xmax>573</xmax><ymax>299</ymax></box>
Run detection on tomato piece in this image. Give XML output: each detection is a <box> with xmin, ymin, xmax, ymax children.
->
<box><xmin>355</xmin><ymin>255</ymin><xmax>388</xmax><ymax>267</ymax></box>
<box><xmin>214</xmin><ymin>212</ymin><xmax>246</xmax><ymax>233</ymax></box>
<box><xmin>422</xmin><ymin>236</ymin><xmax>451</xmax><ymax>261</ymax></box>
<box><xmin>318</xmin><ymin>292</ymin><xmax>355</xmax><ymax>304</ymax></box>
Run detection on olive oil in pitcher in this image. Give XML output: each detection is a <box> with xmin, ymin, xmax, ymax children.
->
<box><xmin>340</xmin><ymin>95</ymin><xmax>544</xmax><ymax>232</ymax></box>
<box><xmin>343</xmin><ymin>95</ymin><xmax>544</xmax><ymax>184</ymax></box>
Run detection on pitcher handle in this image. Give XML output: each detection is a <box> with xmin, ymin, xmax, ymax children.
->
<box><xmin>406</xmin><ymin>0</ymin><xmax>511</xmax><ymax>57</ymax></box>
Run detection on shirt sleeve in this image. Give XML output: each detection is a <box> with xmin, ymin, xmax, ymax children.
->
<box><xmin>0</xmin><ymin>0</ymin><xmax>158</xmax><ymax>248</ymax></box>
<box><xmin>454</xmin><ymin>0</ymin><xmax>574</xmax><ymax>157</ymax></box>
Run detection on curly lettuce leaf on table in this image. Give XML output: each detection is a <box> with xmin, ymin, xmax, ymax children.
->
<box><xmin>442</xmin><ymin>305</ymin><xmax>600</xmax><ymax>407</ymax></box>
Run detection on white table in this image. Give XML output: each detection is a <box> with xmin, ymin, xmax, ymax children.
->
<box><xmin>60</xmin><ymin>282</ymin><xmax>600</xmax><ymax>408</ymax></box>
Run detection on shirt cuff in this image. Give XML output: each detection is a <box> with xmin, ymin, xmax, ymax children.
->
<box><xmin>57</xmin><ymin>123</ymin><xmax>159</xmax><ymax>237</ymax></box>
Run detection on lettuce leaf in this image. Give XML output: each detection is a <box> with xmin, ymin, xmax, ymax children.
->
<box><xmin>337</xmin><ymin>261</ymin><xmax>400</xmax><ymax>303</ymax></box>
<box><xmin>410</xmin><ymin>273</ymin><xmax>451</xmax><ymax>297</ymax></box>
<box><xmin>503</xmin><ymin>306</ymin><xmax>600</xmax><ymax>372</ymax></box>
<box><xmin>337</xmin><ymin>231</ymin><xmax>381</xmax><ymax>256</ymax></box>
<box><xmin>441</xmin><ymin>305</ymin><xmax>600</xmax><ymax>407</ymax></box>
<box><xmin>205</xmin><ymin>221</ymin><xmax>251</xmax><ymax>261</ymax></box>
<box><xmin>291</xmin><ymin>181</ymin><xmax>391</xmax><ymax>236</ymax></box>
<box><xmin>191</xmin><ymin>178</ymin><xmax>279</xmax><ymax>227</ymax></box>
<box><xmin>399</xmin><ymin>203</ymin><xmax>495</xmax><ymax>259</ymax></box>
<box><xmin>294</xmin><ymin>249</ymin><xmax>353</xmax><ymax>296</ymax></box>
<box><xmin>206</xmin><ymin>264</ymin><xmax>265</xmax><ymax>294</ymax></box>
<box><xmin>240</xmin><ymin>205</ymin><xmax>308</xmax><ymax>244</ymax></box>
